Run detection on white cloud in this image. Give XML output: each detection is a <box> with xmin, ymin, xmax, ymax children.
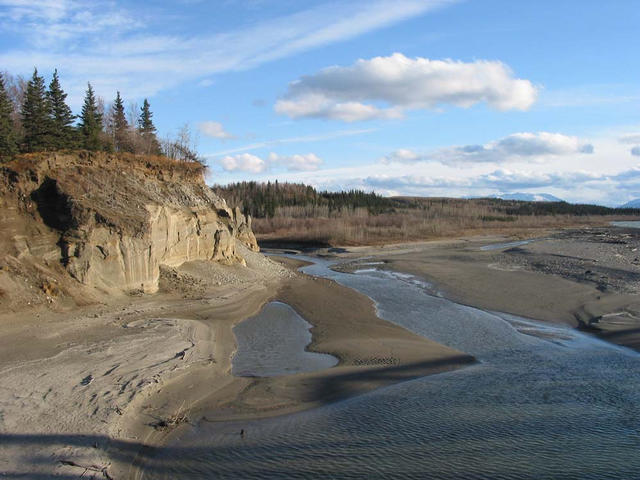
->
<box><xmin>268</xmin><ymin>153</ymin><xmax>323</xmax><ymax>171</ymax></box>
<box><xmin>0</xmin><ymin>0</ymin><xmax>140</xmax><ymax>48</ymax></box>
<box><xmin>382</xmin><ymin>132</ymin><xmax>594</xmax><ymax>165</ymax></box>
<box><xmin>247</xmin><ymin>127</ymin><xmax>640</xmax><ymax>206</ymax></box>
<box><xmin>620</xmin><ymin>134</ymin><xmax>640</xmax><ymax>144</ymax></box>
<box><xmin>220</xmin><ymin>153</ymin><xmax>266</xmax><ymax>173</ymax></box>
<box><xmin>540</xmin><ymin>85</ymin><xmax>640</xmax><ymax>108</ymax></box>
<box><xmin>207</xmin><ymin>128</ymin><xmax>375</xmax><ymax>157</ymax></box>
<box><xmin>631</xmin><ymin>146</ymin><xmax>640</xmax><ymax>157</ymax></box>
<box><xmin>276</xmin><ymin>53</ymin><xmax>538</xmax><ymax>121</ymax></box>
<box><xmin>0</xmin><ymin>1</ymin><xmax>455</xmax><ymax>105</ymax></box>
<box><xmin>199</xmin><ymin>121</ymin><xmax>234</xmax><ymax>140</ymax></box>
<box><xmin>218</xmin><ymin>152</ymin><xmax>323</xmax><ymax>173</ymax></box>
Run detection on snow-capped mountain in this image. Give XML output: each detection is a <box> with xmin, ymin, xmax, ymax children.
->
<box><xmin>620</xmin><ymin>199</ymin><xmax>640</xmax><ymax>208</ymax></box>
<box><xmin>492</xmin><ymin>192</ymin><xmax>564</xmax><ymax>202</ymax></box>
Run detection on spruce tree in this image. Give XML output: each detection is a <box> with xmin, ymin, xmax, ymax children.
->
<box><xmin>0</xmin><ymin>74</ymin><xmax>18</xmax><ymax>159</ymax></box>
<box><xmin>112</xmin><ymin>91</ymin><xmax>129</xmax><ymax>152</ymax></box>
<box><xmin>138</xmin><ymin>98</ymin><xmax>161</xmax><ymax>155</ymax></box>
<box><xmin>21</xmin><ymin>68</ymin><xmax>52</xmax><ymax>152</ymax></box>
<box><xmin>47</xmin><ymin>69</ymin><xmax>76</xmax><ymax>150</ymax></box>
<box><xmin>79</xmin><ymin>82</ymin><xmax>103</xmax><ymax>151</ymax></box>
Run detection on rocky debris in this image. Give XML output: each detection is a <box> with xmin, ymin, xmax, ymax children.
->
<box><xmin>497</xmin><ymin>227</ymin><xmax>640</xmax><ymax>294</ymax></box>
<box><xmin>159</xmin><ymin>244</ymin><xmax>295</xmax><ymax>298</ymax></box>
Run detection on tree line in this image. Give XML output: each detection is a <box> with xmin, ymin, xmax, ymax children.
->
<box><xmin>213</xmin><ymin>181</ymin><xmax>398</xmax><ymax>218</ymax></box>
<box><xmin>214</xmin><ymin>181</ymin><xmax>640</xmax><ymax>219</ymax></box>
<box><xmin>0</xmin><ymin>68</ymin><xmax>199</xmax><ymax>163</ymax></box>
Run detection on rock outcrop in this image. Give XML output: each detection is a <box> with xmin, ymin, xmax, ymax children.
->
<box><xmin>0</xmin><ymin>152</ymin><xmax>259</xmax><ymax>306</ymax></box>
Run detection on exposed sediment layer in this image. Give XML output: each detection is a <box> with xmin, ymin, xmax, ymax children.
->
<box><xmin>0</xmin><ymin>152</ymin><xmax>259</xmax><ymax>306</ymax></box>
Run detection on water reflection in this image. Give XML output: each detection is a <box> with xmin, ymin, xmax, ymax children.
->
<box><xmin>140</xmin><ymin>256</ymin><xmax>640</xmax><ymax>480</ymax></box>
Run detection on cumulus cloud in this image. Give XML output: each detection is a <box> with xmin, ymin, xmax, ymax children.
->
<box><xmin>619</xmin><ymin>134</ymin><xmax>640</xmax><ymax>144</ymax></box>
<box><xmin>275</xmin><ymin>53</ymin><xmax>538</xmax><ymax>121</ymax></box>
<box><xmin>631</xmin><ymin>146</ymin><xmax>640</xmax><ymax>157</ymax></box>
<box><xmin>382</xmin><ymin>132</ymin><xmax>594</xmax><ymax>165</ymax></box>
<box><xmin>199</xmin><ymin>121</ymin><xmax>234</xmax><ymax>140</ymax></box>
<box><xmin>494</xmin><ymin>132</ymin><xmax>594</xmax><ymax>156</ymax></box>
<box><xmin>220</xmin><ymin>153</ymin><xmax>266</xmax><ymax>173</ymax></box>
<box><xmin>268</xmin><ymin>153</ymin><xmax>323</xmax><ymax>171</ymax></box>
<box><xmin>219</xmin><ymin>152</ymin><xmax>322</xmax><ymax>173</ymax></box>
<box><xmin>359</xmin><ymin>169</ymin><xmax>604</xmax><ymax>196</ymax></box>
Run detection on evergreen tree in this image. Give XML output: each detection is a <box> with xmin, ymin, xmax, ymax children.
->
<box><xmin>21</xmin><ymin>68</ymin><xmax>52</xmax><ymax>152</ymax></box>
<box><xmin>0</xmin><ymin>74</ymin><xmax>18</xmax><ymax>159</ymax></box>
<box><xmin>46</xmin><ymin>69</ymin><xmax>76</xmax><ymax>149</ymax></box>
<box><xmin>112</xmin><ymin>91</ymin><xmax>129</xmax><ymax>152</ymax></box>
<box><xmin>137</xmin><ymin>98</ymin><xmax>161</xmax><ymax>155</ymax></box>
<box><xmin>79</xmin><ymin>82</ymin><xmax>103</xmax><ymax>151</ymax></box>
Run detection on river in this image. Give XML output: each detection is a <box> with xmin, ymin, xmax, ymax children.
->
<box><xmin>138</xmin><ymin>255</ymin><xmax>640</xmax><ymax>479</ymax></box>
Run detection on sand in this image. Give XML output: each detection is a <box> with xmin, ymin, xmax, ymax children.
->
<box><xmin>328</xmin><ymin>227</ymin><xmax>640</xmax><ymax>352</ymax></box>
<box><xmin>6</xmin><ymin>226</ymin><xmax>634</xmax><ymax>478</ymax></box>
<box><xmin>0</xmin><ymin>246</ymin><xmax>472</xmax><ymax>479</ymax></box>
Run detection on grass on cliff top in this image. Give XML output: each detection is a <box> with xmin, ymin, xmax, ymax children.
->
<box><xmin>4</xmin><ymin>150</ymin><xmax>207</xmax><ymax>178</ymax></box>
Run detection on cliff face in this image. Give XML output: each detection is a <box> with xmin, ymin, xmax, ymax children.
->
<box><xmin>0</xmin><ymin>152</ymin><xmax>258</xmax><ymax>305</ymax></box>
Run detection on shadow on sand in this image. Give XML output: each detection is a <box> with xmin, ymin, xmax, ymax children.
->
<box><xmin>1</xmin><ymin>356</ymin><xmax>474</xmax><ymax>478</ymax></box>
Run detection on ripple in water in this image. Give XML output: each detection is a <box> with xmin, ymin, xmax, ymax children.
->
<box><xmin>139</xmin><ymin>257</ymin><xmax>640</xmax><ymax>480</ymax></box>
<box><xmin>232</xmin><ymin>301</ymin><xmax>337</xmax><ymax>377</ymax></box>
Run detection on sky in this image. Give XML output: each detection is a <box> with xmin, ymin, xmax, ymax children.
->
<box><xmin>1</xmin><ymin>0</ymin><xmax>639</xmax><ymax>206</ymax></box>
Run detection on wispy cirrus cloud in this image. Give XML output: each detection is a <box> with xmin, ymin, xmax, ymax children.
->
<box><xmin>0</xmin><ymin>0</ymin><xmax>141</xmax><ymax>48</ymax></box>
<box><xmin>276</xmin><ymin>53</ymin><xmax>538</xmax><ymax>121</ymax></box>
<box><xmin>0</xmin><ymin>1</ymin><xmax>456</xmax><ymax>104</ymax></box>
<box><xmin>207</xmin><ymin>128</ymin><xmax>376</xmax><ymax>157</ymax></box>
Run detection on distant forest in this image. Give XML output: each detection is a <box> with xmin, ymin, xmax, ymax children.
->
<box><xmin>214</xmin><ymin>181</ymin><xmax>640</xmax><ymax>245</ymax></box>
<box><xmin>214</xmin><ymin>181</ymin><xmax>640</xmax><ymax>219</ymax></box>
<box><xmin>213</xmin><ymin>181</ymin><xmax>399</xmax><ymax>218</ymax></box>
<box><xmin>0</xmin><ymin>68</ymin><xmax>199</xmax><ymax>163</ymax></box>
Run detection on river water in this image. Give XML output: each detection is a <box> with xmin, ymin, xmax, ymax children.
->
<box><xmin>612</xmin><ymin>220</ymin><xmax>640</xmax><ymax>229</ymax></box>
<box><xmin>138</xmin><ymin>256</ymin><xmax>640</xmax><ymax>479</ymax></box>
<box><xmin>232</xmin><ymin>301</ymin><xmax>338</xmax><ymax>377</ymax></box>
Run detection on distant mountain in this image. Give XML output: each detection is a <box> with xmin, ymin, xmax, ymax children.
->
<box><xmin>620</xmin><ymin>198</ymin><xmax>640</xmax><ymax>209</ymax></box>
<box><xmin>492</xmin><ymin>192</ymin><xmax>564</xmax><ymax>202</ymax></box>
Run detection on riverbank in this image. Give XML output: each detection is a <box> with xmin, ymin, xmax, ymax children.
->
<box><xmin>0</xmin><ymin>245</ymin><xmax>287</xmax><ymax>478</ymax></box>
<box><xmin>0</xmin><ymin>245</ymin><xmax>472</xmax><ymax>478</ymax></box>
<box><xmin>327</xmin><ymin>226</ymin><xmax>640</xmax><ymax>352</ymax></box>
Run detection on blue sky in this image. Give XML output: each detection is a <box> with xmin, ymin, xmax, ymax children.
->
<box><xmin>1</xmin><ymin>0</ymin><xmax>639</xmax><ymax>205</ymax></box>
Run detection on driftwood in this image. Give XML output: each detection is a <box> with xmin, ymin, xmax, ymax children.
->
<box><xmin>59</xmin><ymin>459</ymin><xmax>114</xmax><ymax>479</ymax></box>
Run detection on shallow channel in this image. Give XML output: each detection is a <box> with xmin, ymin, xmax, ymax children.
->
<box><xmin>138</xmin><ymin>255</ymin><xmax>640</xmax><ymax>480</ymax></box>
<box><xmin>232</xmin><ymin>301</ymin><xmax>338</xmax><ymax>377</ymax></box>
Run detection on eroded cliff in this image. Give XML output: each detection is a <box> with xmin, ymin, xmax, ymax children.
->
<box><xmin>0</xmin><ymin>151</ymin><xmax>258</xmax><ymax>308</ymax></box>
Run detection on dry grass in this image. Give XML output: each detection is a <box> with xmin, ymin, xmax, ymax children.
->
<box><xmin>5</xmin><ymin>150</ymin><xmax>206</xmax><ymax>179</ymax></box>
<box><xmin>253</xmin><ymin>205</ymin><xmax>631</xmax><ymax>246</ymax></box>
